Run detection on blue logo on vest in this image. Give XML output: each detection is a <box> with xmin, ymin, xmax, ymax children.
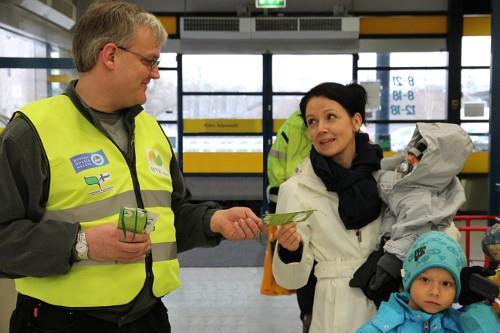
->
<box><xmin>70</xmin><ymin>149</ymin><xmax>109</xmax><ymax>173</ymax></box>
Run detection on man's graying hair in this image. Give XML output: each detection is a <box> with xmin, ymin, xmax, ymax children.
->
<box><xmin>73</xmin><ymin>0</ymin><xmax>167</xmax><ymax>73</ymax></box>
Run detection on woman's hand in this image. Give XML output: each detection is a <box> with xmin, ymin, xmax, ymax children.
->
<box><xmin>276</xmin><ymin>222</ymin><xmax>301</xmax><ymax>251</ymax></box>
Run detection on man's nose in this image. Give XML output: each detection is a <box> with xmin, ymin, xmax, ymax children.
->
<box><xmin>150</xmin><ymin>66</ymin><xmax>160</xmax><ymax>79</ymax></box>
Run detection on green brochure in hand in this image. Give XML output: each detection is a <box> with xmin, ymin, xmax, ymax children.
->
<box><xmin>262</xmin><ymin>209</ymin><xmax>316</xmax><ymax>226</ymax></box>
<box><xmin>117</xmin><ymin>207</ymin><xmax>148</xmax><ymax>239</ymax></box>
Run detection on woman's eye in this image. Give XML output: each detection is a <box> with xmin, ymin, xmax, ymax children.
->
<box><xmin>307</xmin><ymin>119</ymin><xmax>316</xmax><ymax>126</ymax></box>
<box><xmin>327</xmin><ymin>113</ymin><xmax>337</xmax><ymax>120</ymax></box>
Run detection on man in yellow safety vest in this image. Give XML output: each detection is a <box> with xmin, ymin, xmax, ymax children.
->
<box><xmin>0</xmin><ymin>1</ymin><xmax>263</xmax><ymax>332</ymax></box>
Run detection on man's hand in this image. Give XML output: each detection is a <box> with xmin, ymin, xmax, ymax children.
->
<box><xmin>276</xmin><ymin>222</ymin><xmax>301</xmax><ymax>252</ymax></box>
<box><xmin>85</xmin><ymin>223</ymin><xmax>151</xmax><ymax>262</ymax></box>
<box><xmin>210</xmin><ymin>207</ymin><xmax>264</xmax><ymax>240</ymax></box>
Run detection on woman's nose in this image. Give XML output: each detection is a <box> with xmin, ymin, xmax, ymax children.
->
<box><xmin>317</xmin><ymin>120</ymin><xmax>327</xmax><ymax>132</ymax></box>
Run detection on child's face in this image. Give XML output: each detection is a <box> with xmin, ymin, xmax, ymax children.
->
<box><xmin>405</xmin><ymin>152</ymin><xmax>420</xmax><ymax>167</ymax></box>
<box><xmin>408</xmin><ymin>267</ymin><xmax>456</xmax><ymax>314</ymax></box>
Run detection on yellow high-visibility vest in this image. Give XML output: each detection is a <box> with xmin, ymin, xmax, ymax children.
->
<box><xmin>15</xmin><ymin>95</ymin><xmax>180</xmax><ymax>307</ymax></box>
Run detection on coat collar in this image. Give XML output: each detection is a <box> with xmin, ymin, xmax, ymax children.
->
<box><xmin>370</xmin><ymin>292</ymin><xmax>461</xmax><ymax>333</ymax></box>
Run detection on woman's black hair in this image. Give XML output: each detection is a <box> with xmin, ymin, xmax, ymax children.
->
<box><xmin>299</xmin><ymin>82</ymin><xmax>367</xmax><ymax>126</ymax></box>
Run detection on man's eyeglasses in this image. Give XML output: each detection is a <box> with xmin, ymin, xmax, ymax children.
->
<box><xmin>117</xmin><ymin>46</ymin><xmax>160</xmax><ymax>69</ymax></box>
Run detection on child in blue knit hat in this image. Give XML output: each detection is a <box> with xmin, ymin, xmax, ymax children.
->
<box><xmin>357</xmin><ymin>232</ymin><xmax>499</xmax><ymax>332</ymax></box>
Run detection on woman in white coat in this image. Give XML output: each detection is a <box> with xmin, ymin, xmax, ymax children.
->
<box><xmin>272</xmin><ymin>82</ymin><xmax>383</xmax><ymax>333</ymax></box>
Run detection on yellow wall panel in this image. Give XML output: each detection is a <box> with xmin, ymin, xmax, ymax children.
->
<box><xmin>184</xmin><ymin>119</ymin><xmax>262</xmax><ymax>133</ymax></box>
<box><xmin>462</xmin><ymin>151</ymin><xmax>488</xmax><ymax>173</ymax></box>
<box><xmin>183</xmin><ymin>152</ymin><xmax>263</xmax><ymax>173</ymax></box>
<box><xmin>273</xmin><ymin>119</ymin><xmax>286</xmax><ymax>132</ymax></box>
<box><xmin>360</xmin><ymin>16</ymin><xmax>447</xmax><ymax>35</ymax></box>
<box><xmin>181</xmin><ymin>151</ymin><xmax>487</xmax><ymax>174</ymax></box>
<box><xmin>156</xmin><ymin>16</ymin><xmax>177</xmax><ymax>35</ymax></box>
<box><xmin>47</xmin><ymin>74</ymin><xmax>77</xmax><ymax>83</ymax></box>
<box><xmin>463</xmin><ymin>16</ymin><xmax>491</xmax><ymax>36</ymax></box>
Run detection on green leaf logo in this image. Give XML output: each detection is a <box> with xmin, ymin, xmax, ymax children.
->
<box><xmin>153</xmin><ymin>154</ymin><xmax>163</xmax><ymax>166</ymax></box>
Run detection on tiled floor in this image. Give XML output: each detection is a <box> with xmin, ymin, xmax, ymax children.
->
<box><xmin>163</xmin><ymin>267</ymin><xmax>302</xmax><ymax>333</ymax></box>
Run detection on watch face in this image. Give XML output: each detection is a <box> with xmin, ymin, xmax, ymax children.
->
<box><xmin>76</xmin><ymin>242</ymin><xmax>87</xmax><ymax>255</ymax></box>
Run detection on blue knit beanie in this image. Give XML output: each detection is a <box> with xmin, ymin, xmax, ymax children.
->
<box><xmin>402</xmin><ymin>231</ymin><xmax>466</xmax><ymax>300</ymax></box>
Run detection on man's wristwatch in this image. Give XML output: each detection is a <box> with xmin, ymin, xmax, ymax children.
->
<box><xmin>75</xmin><ymin>229</ymin><xmax>88</xmax><ymax>260</ymax></box>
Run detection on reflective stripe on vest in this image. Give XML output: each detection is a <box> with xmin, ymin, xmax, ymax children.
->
<box><xmin>15</xmin><ymin>95</ymin><xmax>180</xmax><ymax>307</ymax></box>
<box><xmin>268</xmin><ymin>149</ymin><xmax>287</xmax><ymax>160</ymax></box>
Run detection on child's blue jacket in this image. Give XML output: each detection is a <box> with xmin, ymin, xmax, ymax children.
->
<box><xmin>356</xmin><ymin>292</ymin><xmax>498</xmax><ymax>333</ymax></box>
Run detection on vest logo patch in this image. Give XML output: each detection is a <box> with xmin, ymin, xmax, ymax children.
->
<box><xmin>84</xmin><ymin>173</ymin><xmax>113</xmax><ymax>195</ymax></box>
<box><xmin>70</xmin><ymin>149</ymin><xmax>109</xmax><ymax>173</ymax></box>
<box><xmin>146</xmin><ymin>148</ymin><xmax>170</xmax><ymax>178</ymax></box>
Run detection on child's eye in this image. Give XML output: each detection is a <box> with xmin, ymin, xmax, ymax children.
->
<box><xmin>419</xmin><ymin>276</ymin><xmax>430</xmax><ymax>283</ymax></box>
<box><xmin>442</xmin><ymin>281</ymin><xmax>454</xmax><ymax>288</ymax></box>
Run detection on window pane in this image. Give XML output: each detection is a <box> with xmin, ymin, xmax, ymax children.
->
<box><xmin>389</xmin><ymin>52</ymin><xmax>448</xmax><ymax>67</ymax></box>
<box><xmin>461</xmin><ymin>69</ymin><xmax>490</xmax><ymax>120</ymax></box>
<box><xmin>49</xmin><ymin>68</ymin><xmax>78</xmax><ymax>96</ymax></box>
<box><xmin>359</xmin><ymin>52</ymin><xmax>448</xmax><ymax>67</ymax></box>
<box><xmin>159</xmin><ymin>53</ymin><xmax>177</xmax><ymax>68</ymax></box>
<box><xmin>183</xmin><ymin>136</ymin><xmax>262</xmax><ymax>152</ymax></box>
<box><xmin>0</xmin><ymin>69</ymin><xmax>47</xmax><ymax>118</ymax></box>
<box><xmin>461</xmin><ymin>123</ymin><xmax>489</xmax><ymax>152</ymax></box>
<box><xmin>462</xmin><ymin>36</ymin><xmax>491</xmax><ymax>66</ymax></box>
<box><xmin>183</xmin><ymin>96</ymin><xmax>261</xmax><ymax>119</ymax></box>
<box><xmin>183</xmin><ymin>55</ymin><xmax>262</xmax><ymax>92</ymax></box>
<box><xmin>273</xmin><ymin>55</ymin><xmax>353</xmax><ymax>92</ymax></box>
<box><xmin>273</xmin><ymin>95</ymin><xmax>301</xmax><ymax>119</ymax></box>
<box><xmin>358</xmin><ymin>53</ymin><xmax>377</xmax><ymax>67</ymax></box>
<box><xmin>0</xmin><ymin>28</ymin><xmax>46</xmax><ymax>57</ymax></box>
<box><xmin>160</xmin><ymin>123</ymin><xmax>178</xmax><ymax>152</ymax></box>
<box><xmin>364</xmin><ymin>123</ymin><xmax>416</xmax><ymax>152</ymax></box>
<box><xmin>359</xmin><ymin>70</ymin><xmax>447</xmax><ymax>121</ymax></box>
<box><xmin>143</xmin><ymin>71</ymin><xmax>177</xmax><ymax>120</ymax></box>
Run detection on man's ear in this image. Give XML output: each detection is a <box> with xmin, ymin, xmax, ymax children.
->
<box><xmin>99</xmin><ymin>43</ymin><xmax>118</xmax><ymax>70</ymax></box>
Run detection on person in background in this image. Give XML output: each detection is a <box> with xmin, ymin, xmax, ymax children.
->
<box><xmin>262</xmin><ymin>110</ymin><xmax>314</xmax><ymax>332</ymax></box>
<box><xmin>272</xmin><ymin>82</ymin><xmax>383</xmax><ymax>333</ymax></box>
<box><xmin>350</xmin><ymin>123</ymin><xmax>472</xmax><ymax>307</ymax></box>
<box><xmin>0</xmin><ymin>2</ymin><xmax>262</xmax><ymax>332</ymax></box>
<box><xmin>457</xmin><ymin>223</ymin><xmax>500</xmax><ymax>322</ymax></box>
<box><xmin>357</xmin><ymin>231</ymin><xmax>499</xmax><ymax>333</ymax></box>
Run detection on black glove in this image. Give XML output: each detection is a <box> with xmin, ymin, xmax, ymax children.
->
<box><xmin>350</xmin><ymin>250</ymin><xmax>402</xmax><ymax>308</ymax></box>
<box><xmin>368</xmin><ymin>253</ymin><xmax>402</xmax><ymax>307</ymax></box>
<box><xmin>459</xmin><ymin>266</ymin><xmax>496</xmax><ymax>306</ymax></box>
<box><xmin>349</xmin><ymin>247</ymin><xmax>384</xmax><ymax>293</ymax></box>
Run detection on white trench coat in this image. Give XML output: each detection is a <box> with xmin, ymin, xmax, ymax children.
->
<box><xmin>272</xmin><ymin>158</ymin><xmax>381</xmax><ymax>333</ymax></box>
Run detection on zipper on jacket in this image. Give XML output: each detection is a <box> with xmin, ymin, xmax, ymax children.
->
<box><xmin>423</xmin><ymin>320</ymin><xmax>429</xmax><ymax>333</ymax></box>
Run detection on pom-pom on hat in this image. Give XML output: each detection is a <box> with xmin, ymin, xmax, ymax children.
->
<box><xmin>402</xmin><ymin>231</ymin><xmax>466</xmax><ymax>300</ymax></box>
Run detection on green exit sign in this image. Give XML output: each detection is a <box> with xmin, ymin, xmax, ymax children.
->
<box><xmin>255</xmin><ymin>0</ymin><xmax>286</xmax><ymax>8</ymax></box>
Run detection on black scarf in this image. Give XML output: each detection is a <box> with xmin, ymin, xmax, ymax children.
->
<box><xmin>310</xmin><ymin>132</ymin><xmax>383</xmax><ymax>230</ymax></box>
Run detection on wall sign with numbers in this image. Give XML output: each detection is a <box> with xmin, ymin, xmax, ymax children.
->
<box><xmin>390</xmin><ymin>75</ymin><xmax>416</xmax><ymax>118</ymax></box>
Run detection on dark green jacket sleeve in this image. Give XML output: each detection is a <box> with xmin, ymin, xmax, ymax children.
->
<box><xmin>0</xmin><ymin>118</ymin><xmax>79</xmax><ymax>278</ymax></box>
